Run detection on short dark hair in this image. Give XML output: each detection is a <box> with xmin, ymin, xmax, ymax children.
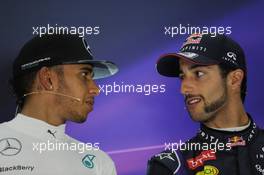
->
<box><xmin>9</xmin><ymin>65</ymin><xmax>64</xmax><ymax>108</ymax></box>
<box><xmin>218</xmin><ymin>63</ymin><xmax>247</xmax><ymax>103</ymax></box>
<box><xmin>9</xmin><ymin>70</ymin><xmax>38</xmax><ymax>108</ymax></box>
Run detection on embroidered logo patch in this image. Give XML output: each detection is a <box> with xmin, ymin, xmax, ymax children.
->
<box><xmin>196</xmin><ymin>165</ymin><xmax>219</xmax><ymax>175</ymax></box>
<box><xmin>82</xmin><ymin>154</ymin><xmax>96</xmax><ymax>169</ymax></box>
<box><xmin>187</xmin><ymin>150</ymin><xmax>216</xmax><ymax>170</ymax></box>
<box><xmin>228</xmin><ymin>136</ymin><xmax>246</xmax><ymax>147</ymax></box>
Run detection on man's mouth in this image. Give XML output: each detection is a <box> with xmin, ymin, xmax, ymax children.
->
<box><xmin>186</xmin><ymin>97</ymin><xmax>202</xmax><ymax>106</ymax></box>
<box><xmin>85</xmin><ymin>99</ymin><xmax>94</xmax><ymax>106</ymax></box>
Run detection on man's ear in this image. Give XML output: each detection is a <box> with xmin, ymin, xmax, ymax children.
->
<box><xmin>227</xmin><ymin>69</ymin><xmax>244</xmax><ymax>91</ymax></box>
<box><xmin>37</xmin><ymin>67</ymin><xmax>54</xmax><ymax>90</ymax></box>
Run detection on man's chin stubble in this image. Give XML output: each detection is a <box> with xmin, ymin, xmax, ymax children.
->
<box><xmin>72</xmin><ymin>117</ymin><xmax>87</xmax><ymax>123</ymax></box>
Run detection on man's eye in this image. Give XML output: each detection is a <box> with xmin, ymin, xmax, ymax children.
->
<box><xmin>81</xmin><ymin>72</ymin><xmax>88</xmax><ymax>77</ymax></box>
<box><xmin>81</xmin><ymin>72</ymin><xmax>94</xmax><ymax>80</ymax></box>
<box><xmin>196</xmin><ymin>71</ymin><xmax>205</xmax><ymax>78</ymax></box>
<box><xmin>81</xmin><ymin>72</ymin><xmax>93</xmax><ymax>78</ymax></box>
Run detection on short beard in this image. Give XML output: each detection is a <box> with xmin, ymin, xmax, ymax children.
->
<box><xmin>187</xmin><ymin>79</ymin><xmax>228</xmax><ymax>123</ymax></box>
<box><xmin>204</xmin><ymin>88</ymin><xmax>227</xmax><ymax>114</ymax></box>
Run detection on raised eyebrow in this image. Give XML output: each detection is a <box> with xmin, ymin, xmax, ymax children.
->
<box><xmin>179</xmin><ymin>65</ymin><xmax>207</xmax><ymax>73</ymax></box>
<box><xmin>179</xmin><ymin>65</ymin><xmax>210</xmax><ymax>75</ymax></box>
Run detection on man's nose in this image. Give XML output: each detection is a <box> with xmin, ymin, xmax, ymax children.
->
<box><xmin>88</xmin><ymin>80</ymin><xmax>100</xmax><ymax>96</ymax></box>
<box><xmin>180</xmin><ymin>77</ymin><xmax>195</xmax><ymax>95</ymax></box>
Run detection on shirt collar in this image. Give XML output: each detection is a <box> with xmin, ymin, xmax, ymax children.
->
<box><xmin>7</xmin><ymin>113</ymin><xmax>67</xmax><ymax>141</ymax></box>
<box><xmin>210</xmin><ymin>120</ymin><xmax>251</xmax><ymax>132</ymax></box>
<box><xmin>198</xmin><ymin>113</ymin><xmax>258</xmax><ymax>147</ymax></box>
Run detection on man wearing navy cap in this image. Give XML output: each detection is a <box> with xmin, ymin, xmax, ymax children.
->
<box><xmin>0</xmin><ymin>34</ymin><xmax>118</xmax><ymax>174</ymax></box>
<box><xmin>147</xmin><ymin>33</ymin><xmax>264</xmax><ymax>174</ymax></box>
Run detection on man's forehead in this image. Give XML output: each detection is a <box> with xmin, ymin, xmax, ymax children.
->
<box><xmin>179</xmin><ymin>59</ymin><xmax>198</xmax><ymax>69</ymax></box>
<box><xmin>179</xmin><ymin>59</ymin><xmax>215</xmax><ymax>71</ymax></box>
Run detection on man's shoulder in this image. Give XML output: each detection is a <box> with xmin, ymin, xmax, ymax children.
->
<box><xmin>256</xmin><ymin>126</ymin><xmax>264</xmax><ymax>139</ymax></box>
<box><xmin>257</xmin><ymin>126</ymin><xmax>264</xmax><ymax>132</ymax></box>
<box><xmin>0</xmin><ymin>121</ymin><xmax>16</xmax><ymax>136</ymax></box>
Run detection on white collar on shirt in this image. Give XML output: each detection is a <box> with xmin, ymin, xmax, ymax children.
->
<box><xmin>6</xmin><ymin>113</ymin><xmax>67</xmax><ymax>141</ymax></box>
<box><xmin>210</xmin><ymin>120</ymin><xmax>251</xmax><ymax>132</ymax></box>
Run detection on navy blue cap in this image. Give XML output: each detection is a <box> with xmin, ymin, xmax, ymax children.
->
<box><xmin>156</xmin><ymin>33</ymin><xmax>246</xmax><ymax>77</ymax></box>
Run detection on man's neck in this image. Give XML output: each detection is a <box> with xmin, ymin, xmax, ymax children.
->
<box><xmin>20</xmin><ymin>99</ymin><xmax>65</xmax><ymax>126</ymax></box>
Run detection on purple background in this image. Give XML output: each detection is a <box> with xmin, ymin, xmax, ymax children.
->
<box><xmin>1</xmin><ymin>0</ymin><xmax>264</xmax><ymax>174</ymax></box>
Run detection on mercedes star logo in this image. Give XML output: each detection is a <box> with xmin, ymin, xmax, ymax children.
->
<box><xmin>0</xmin><ymin>138</ymin><xmax>22</xmax><ymax>156</ymax></box>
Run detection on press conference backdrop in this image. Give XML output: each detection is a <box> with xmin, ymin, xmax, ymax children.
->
<box><xmin>0</xmin><ymin>0</ymin><xmax>263</xmax><ymax>174</ymax></box>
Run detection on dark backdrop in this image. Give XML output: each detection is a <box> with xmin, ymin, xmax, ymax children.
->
<box><xmin>1</xmin><ymin>0</ymin><xmax>263</xmax><ymax>174</ymax></box>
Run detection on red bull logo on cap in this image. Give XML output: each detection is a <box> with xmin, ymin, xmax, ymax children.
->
<box><xmin>182</xmin><ymin>33</ymin><xmax>204</xmax><ymax>47</ymax></box>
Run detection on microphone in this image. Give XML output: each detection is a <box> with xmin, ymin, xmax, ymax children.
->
<box><xmin>23</xmin><ymin>91</ymin><xmax>81</xmax><ymax>102</ymax></box>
